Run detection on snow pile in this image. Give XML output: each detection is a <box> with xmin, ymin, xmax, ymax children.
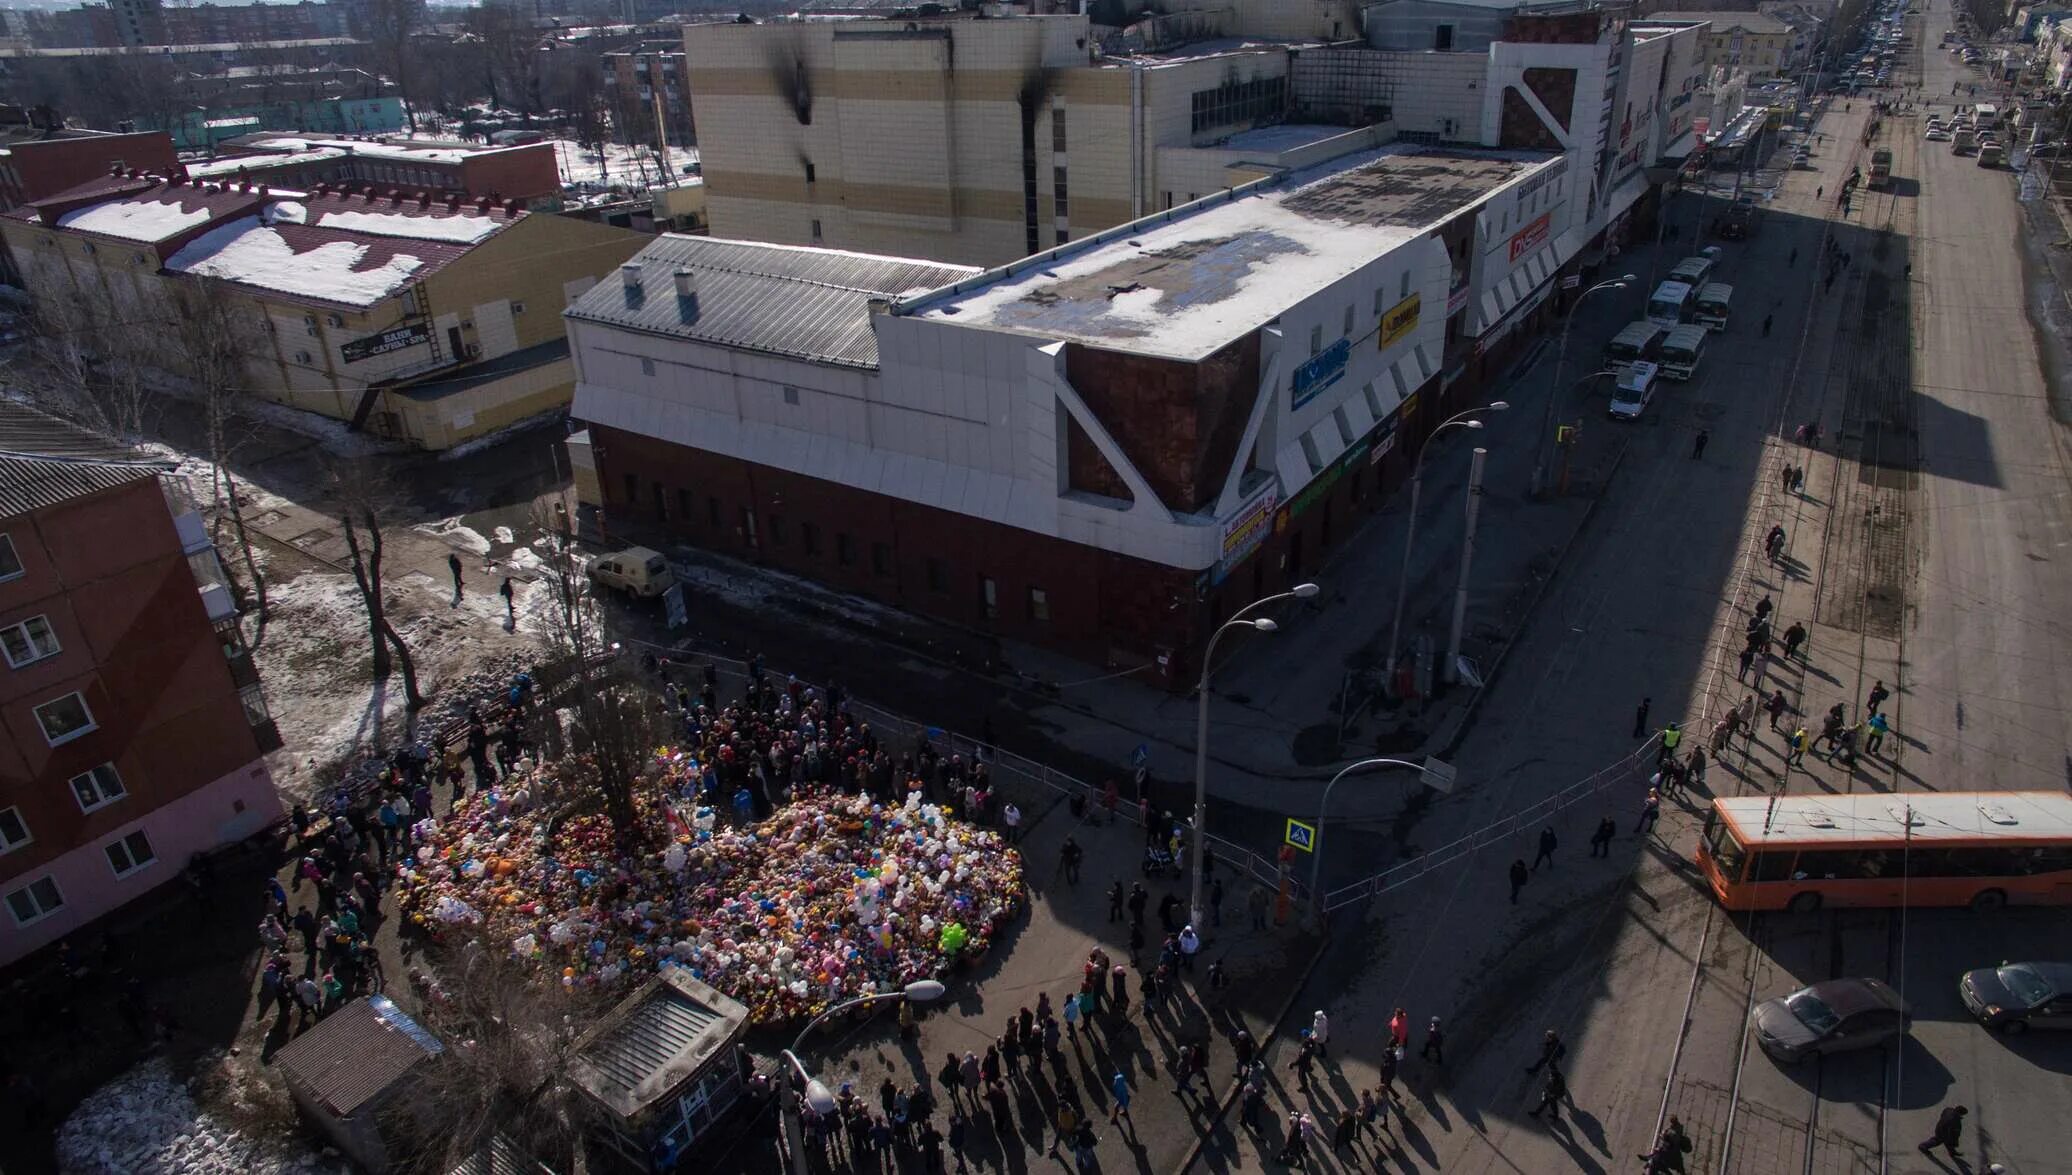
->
<box><xmin>553</xmin><ymin>140</ymin><xmax>698</xmax><ymax>188</ymax></box>
<box><xmin>492</xmin><ymin>526</ymin><xmax>515</xmax><ymax>545</ymax></box>
<box><xmin>314</xmin><ymin>209</ymin><xmax>503</xmax><ymax>244</ymax></box>
<box><xmin>186</xmin><ymin>149</ymin><xmax>347</xmax><ymax>178</ymax></box>
<box><xmin>57</xmin><ymin>199</ymin><xmax>215</xmax><ymax>243</ymax></box>
<box><xmin>167</xmin><ymin>219</ymin><xmax>424</xmax><ymax>307</ymax></box>
<box><xmin>57</xmin><ymin>1058</ymin><xmax>344</xmax><ymax>1175</ymax></box>
<box><xmin>414</xmin><ymin>516</ymin><xmax>492</xmax><ymax>556</ymax></box>
<box><xmin>261</xmin><ymin>202</ymin><xmax>306</xmax><ymax>225</ymax></box>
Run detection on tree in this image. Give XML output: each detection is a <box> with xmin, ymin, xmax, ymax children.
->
<box><xmin>361</xmin><ymin>0</ymin><xmax>428</xmax><ymax>131</ymax></box>
<box><xmin>166</xmin><ymin>279</ymin><xmax>273</xmax><ymax>642</ymax></box>
<box><xmin>336</xmin><ymin>476</ymin><xmax>428</xmax><ymax>712</ymax></box>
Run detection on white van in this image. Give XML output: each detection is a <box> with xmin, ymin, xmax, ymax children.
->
<box><xmin>1610</xmin><ymin>362</ymin><xmax>1660</xmax><ymax>420</ymax></box>
<box><xmin>1694</xmin><ymin>283</ymin><xmax>1733</xmax><ymax>330</ymax></box>
<box><xmin>1659</xmin><ymin>324</ymin><xmax>1710</xmax><ymax>381</ymax></box>
<box><xmin>587</xmin><ymin>546</ymin><xmax>677</xmax><ymax>598</ymax></box>
<box><xmin>1668</xmin><ymin>256</ymin><xmax>1715</xmax><ymax>288</ymax></box>
<box><xmin>1606</xmin><ymin>321</ymin><xmax>1669</xmax><ymax>372</ymax></box>
<box><xmin>1646</xmin><ymin>280</ymin><xmax>1695</xmax><ymax>328</ymax></box>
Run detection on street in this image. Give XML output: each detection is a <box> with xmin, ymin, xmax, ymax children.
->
<box><xmin>1193</xmin><ymin>1</ymin><xmax>2072</xmax><ymax>1172</ymax></box>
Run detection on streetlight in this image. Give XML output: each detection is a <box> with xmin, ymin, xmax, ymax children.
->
<box><xmin>1190</xmin><ymin>585</ymin><xmax>1317</xmax><ymax>929</ymax></box>
<box><xmin>780</xmin><ymin>979</ymin><xmax>946</xmax><ymax>1173</ymax></box>
<box><xmin>1531</xmin><ymin>275</ymin><xmax>1634</xmax><ymax>499</ymax></box>
<box><xmin>1383</xmin><ymin>401</ymin><xmax>1509</xmax><ymax>685</ymax></box>
<box><xmin>1308</xmin><ymin>757</ymin><xmax>1433</xmax><ymax>903</ymax></box>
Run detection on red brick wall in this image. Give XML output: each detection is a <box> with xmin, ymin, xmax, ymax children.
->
<box><xmin>1503</xmin><ymin>11</ymin><xmax>1608</xmax><ymax>44</ymax></box>
<box><xmin>0</xmin><ymin>131</ymin><xmax>178</xmax><ymax>209</ymax></box>
<box><xmin>0</xmin><ymin>479</ymin><xmax>263</xmax><ymax>882</ymax></box>
<box><xmin>1063</xmin><ymin>334</ymin><xmax>1258</xmax><ymax>514</ymax></box>
<box><xmin>459</xmin><ymin>143</ymin><xmax>560</xmax><ymax>203</ymax></box>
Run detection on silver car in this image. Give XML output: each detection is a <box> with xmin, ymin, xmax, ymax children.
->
<box><xmin>1751</xmin><ymin>978</ymin><xmax>1912</xmax><ymax>1063</ymax></box>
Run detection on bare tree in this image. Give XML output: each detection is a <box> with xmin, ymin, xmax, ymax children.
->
<box><xmin>336</xmin><ymin>476</ymin><xmax>427</xmax><ymax>712</ymax></box>
<box><xmin>11</xmin><ymin>264</ymin><xmax>161</xmax><ymax>440</ymax></box>
<box><xmin>166</xmin><ymin>279</ymin><xmax>272</xmax><ymax>640</ymax></box>
<box><xmin>361</xmin><ymin>0</ymin><xmax>428</xmax><ymax>131</ymax></box>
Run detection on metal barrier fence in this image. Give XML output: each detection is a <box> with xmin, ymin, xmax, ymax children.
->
<box><xmin>1321</xmin><ymin>735</ymin><xmax>1664</xmax><ymax>911</ymax></box>
<box><xmin>627</xmin><ymin>639</ymin><xmax>1290</xmax><ymax>901</ymax></box>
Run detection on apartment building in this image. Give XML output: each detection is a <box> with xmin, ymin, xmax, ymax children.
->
<box><xmin>0</xmin><ymin>402</ymin><xmax>280</xmax><ymax>965</ymax></box>
<box><xmin>571</xmin><ymin>144</ymin><xmax>1573</xmax><ymax>677</ymax></box>
<box><xmin>1672</xmin><ymin>10</ymin><xmax>1799</xmax><ymax>76</ymax></box>
<box><xmin>683</xmin><ymin>11</ymin><xmax>1349</xmax><ymax>267</ymax></box>
<box><xmin>601</xmin><ymin>41</ymin><xmax>698</xmax><ymax>149</ymax></box>
<box><xmin>2</xmin><ymin>171</ymin><xmax>646</xmax><ymax>448</ymax></box>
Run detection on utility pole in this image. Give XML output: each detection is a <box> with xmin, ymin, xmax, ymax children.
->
<box><xmin>1443</xmin><ymin>446</ymin><xmax>1489</xmax><ymax>685</ymax></box>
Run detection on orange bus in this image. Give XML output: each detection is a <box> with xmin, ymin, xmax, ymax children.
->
<box><xmin>1697</xmin><ymin>792</ymin><xmax>2072</xmax><ymax>914</ymax></box>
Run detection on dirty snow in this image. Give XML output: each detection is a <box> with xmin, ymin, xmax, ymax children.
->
<box><xmin>185</xmin><ymin>149</ymin><xmax>347</xmax><ymax>177</ymax></box>
<box><xmin>136</xmin><ymin>442</ymin><xmax>299</xmax><ymax>516</ymax></box>
<box><xmin>57</xmin><ymin>199</ymin><xmax>215</xmax><ymax>242</ymax></box>
<box><xmin>414</xmin><ymin>516</ymin><xmax>492</xmax><ymax>556</ymax></box>
<box><xmin>313</xmin><ymin>208</ymin><xmax>502</xmax><ymax>244</ymax></box>
<box><xmin>554</xmin><ymin>139</ymin><xmax>697</xmax><ymax>188</ymax></box>
<box><xmin>261</xmin><ymin>201</ymin><xmax>306</xmax><ymax>225</ymax></box>
<box><xmin>492</xmin><ymin>526</ymin><xmax>515</xmax><ymax>544</ymax></box>
<box><xmin>57</xmin><ymin>1057</ymin><xmax>345</xmax><ymax>1175</ymax></box>
<box><xmin>503</xmin><ymin>546</ymin><xmax>544</xmax><ymax>573</ymax></box>
<box><xmin>166</xmin><ymin>219</ymin><xmax>424</xmax><ymax>307</ymax></box>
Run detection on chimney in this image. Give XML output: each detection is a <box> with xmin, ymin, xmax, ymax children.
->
<box><xmin>621</xmin><ymin>262</ymin><xmax>644</xmax><ymax>299</ymax></box>
<box><xmin>476</xmin><ymin>196</ymin><xmax>492</xmax><ymax>212</ymax></box>
<box><xmin>504</xmin><ymin>199</ymin><xmax>521</xmax><ymax>216</ymax></box>
<box><xmin>673</xmin><ymin>267</ymin><xmax>696</xmax><ymax>298</ymax></box>
<box><xmin>418</xmin><ymin>192</ymin><xmax>431</xmax><ymax>208</ymax></box>
<box><xmin>866</xmin><ymin>296</ymin><xmax>892</xmax><ymax>316</ymax></box>
<box><xmin>256</xmin><ymin>184</ymin><xmax>268</xmax><ymax>198</ymax></box>
<box><xmin>446</xmin><ymin>193</ymin><xmax>461</xmax><ymax>210</ymax></box>
<box><xmin>391</xmin><ymin>192</ymin><xmax>403</xmax><ymax>207</ymax></box>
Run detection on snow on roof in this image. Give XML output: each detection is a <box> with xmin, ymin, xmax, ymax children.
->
<box><xmin>185</xmin><ymin>149</ymin><xmax>347</xmax><ymax>177</ymax></box>
<box><xmin>312</xmin><ymin>207</ymin><xmax>503</xmax><ymax>244</ymax></box>
<box><xmin>902</xmin><ymin>146</ymin><xmax>1550</xmax><ymax>361</ymax></box>
<box><xmin>1203</xmin><ymin>123</ymin><xmax>1365</xmax><ymax>155</ymax></box>
<box><xmin>239</xmin><ymin>134</ymin><xmax>541</xmax><ymax>166</ymax></box>
<box><xmin>55</xmin><ymin>197</ymin><xmax>215</xmax><ymax>242</ymax></box>
<box><xmin>166</xmin><ymin>217</ymin><xmax>429</xmax><ymax>307</ymax></box>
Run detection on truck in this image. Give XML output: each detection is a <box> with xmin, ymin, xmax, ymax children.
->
<box><xmin>1954</xmin><ymin>127</ymin><xmax>1976</xmax><ymax>154</ymax></box>
<box><xmin>1869</xmin><ymin>148</ymin><xmax>1894</xmax><ymax>188</ymax></box>
<box><xmin>1978</xmin><ymin>141</ymin><xmax>2003</xmax><ymax>167</ymax></box>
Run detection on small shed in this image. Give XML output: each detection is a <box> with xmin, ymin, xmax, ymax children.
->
<box><xmin>565</xmin><ymin>970</ymin><xmax>751</xmax><ymax>1171</ymax></box>
<box><xmin>275</xmin><ymin>995</ymin><xmax>445</xmax><ymax>1172</ymax></box>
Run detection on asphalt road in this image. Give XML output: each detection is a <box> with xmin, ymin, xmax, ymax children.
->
<box><xmin>1201</xmin><ymin>3</ymin><xmax>2072</xmax><ymax>1172</ymax></box>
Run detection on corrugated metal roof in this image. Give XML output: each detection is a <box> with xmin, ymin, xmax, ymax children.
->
<box><xmin>275</xmin><ymin>995</ymin><xmax>443</xmax><ymax>1117</ymax></box>
<box><xmin>566</xmin><ymin>970</ymin><xmax>749</xmax><ymax>1119</ymax></box>
<box><xmin>0</xmin><ymin>401</ymin><xmax>170</xmax><ymax>520</ymax></box>
<box><xmin>444</xmin><ymin>1132</ymin><xmax>552</xmax><ymax>1175</ymax></box>
<box><xmin>564</xmin><ymin>235</ymin><xmax>976</xmax><ymax>370</ymax></box>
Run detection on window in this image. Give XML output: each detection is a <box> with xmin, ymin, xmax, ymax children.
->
<box><xmin>512</xmin><ymin>301</ymin><xmax>526</xmax><ymax>315</ymax></box>
<box><xmin>1189</xmin><ymin>75</ymin><xmax>1288</xmax><ymax>134</ymax></box>
<box><xmin>1053</xmin><ymin>108</ymin><xmax>1067</xmax><ymax>153</ymax></box>
<box><xmin>1342</xmin><ymin>305</ymin><xmax>1354</xmax><ymax>338</ymax></box>
<box><xmin>871</xmin><ymin>542</ymin><xmax>891</xmax><ymax>577</ymax></box>
<box><xmin>104</xmin><ymin>829</ymin><xmax>155</xmax><ymax>877</ymax></box>
<box><xmin>1053</xmin><ymin>166</ymin><xmax>1069</xmax><ymax>219</ymax></box>
<box><xmin>304</xmin><ymin>313</ymin><xmax>319</xmax><ymax>336</ymax></box>
<box><xmin>70</xmin><ymin>763</ymin><xmax>126</xmax><ymax>812</ymax></box>
<box><xmin>623</xmin><ymin>473</ymin><xmax>638</xmax><ymax>504</ymax></box>
<box><xmin>34</xmin><ymin>692</ymin><xmax>95</xmax><ymax>746</ymax></box>
<box><xmin>768</xmin><ymin>515</ymin><xmax>786</xmax><ymax>545</ymax></box>
<box><xmin>926</xmin><ymin>558</ymin><xmax>948</xmax><ymax>593</ymax></box>
<box><xmin>326</xmin><ymin>313</ymin><xmax>344</xmax><ymax>328</ymax></box>
<box><xmin>1310</xmin><ymin>324</ymin><xmax>1323</xmax><ymax>355</ymax></box>
<box><xmin>293</xmin><ymin>350</ymin><xmax>313</xmax><ymax>365</ymax></box>
<box><xmin>981</xmin><ymin>576</ymin><xmax>999</xmax><ymax>620</ymax></box>
<box><xmin>1029</xmin><ymin>587</ymin><xmax>1050</xmax><ymax>622</ymax></box>
<box><xmin>1374</xmin><ymin>287</ymin><xmax>1384</xmax><ymax>315</ymax></box>
<box><xmin>804</xmin><ymin>160</ymin><xmax>816</xmax><ymax>183</ymax></box>
<box><xmin>0</xmin><ymin>806</ymin><xmax>29</xmax><ymax>854</ymax></box>
<box><xmin>640</xmin><ymin>357</ymin><xmax>657</xmax><ymax>378</ymax></box>
<box><xmin>1056</xmin><ymin>229</ymin><xmax>1069</xmax><ymax>245</ymax></box>
<box><xmin>238</xmin><ymin>684</ymin><xmax>271</xmax><ymax>727</ymax></box>
<box><xmin>1400</xmin><ymin>271</ymin><xmax>1412</xmax><ymax>299</ymax></box>
<box><xmin>1435</xmin><ymin>23</ymin><xmax>1455</xmax><ymax>50</ymax></box>
<box><xmin>678</xmin><ymin>488</ymin><xmax>695</xmax><ymax>519</ymax></box>
<box><xmin>707</xmin><ymin>497</ymin><xmax>721</xmax><ymax>527</ymax></box>
<box><xmin>836</xmin><ymin>533</ymin><xmax>854</xmax><ymax>567</ymax></box>
<box><xmin>802</xmin><ymin>523</ymin><xmax>821</xmax><ymax>556</ymax></box>
<box><xmin>782</xmin><ymin>385</ymin><xmax>800</xmax><ymax>405</ymax></box>
<box><xmin>1</xmin><ymin>536</ymin><xmax>25</xmax><ymax>581</ymax></box>
<box><xmin>1</xmin><ymin>615</ymin><xmax>60</xmax><ymax>667</ymax></box>
<box><xmin>811</xmin><ymin>219</ymin><xmax>823</xmax><ymax>243</ymax></box>
<box><xmin>5</xmin><ymin>875</ymin><xmax>62</xmax><ymax>926</ymax></box>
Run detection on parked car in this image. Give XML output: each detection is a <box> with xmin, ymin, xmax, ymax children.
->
<box><xmin>1926</xmin><ymin>127</ymin><xmax>1951</xmax><ymax>140</ymax></box>
<box><xmin>1959</xmin><ymin>962</ymin><xmax>2072</xmax><ymax>1033</ymax></box>
<box><xmin>1750</xmin><ymin>978</ymin><xmax>1913</xmax><ymax>1063</ymax></box>
<box><xmin>586</xmin><ymin>546</ymin><xmax>677</xmax><ymax>598</ymax></box>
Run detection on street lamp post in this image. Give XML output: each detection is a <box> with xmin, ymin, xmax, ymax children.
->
<box><xmin>1190</xmin><ymin>585</ymin><xmax>1317</xmax><ymax>930</ymax></box>
<box><xmin>780</xmin><ymin>979</ymin><xmax>947</xmax><ymax>1174</ymax></box>
<box><xmin>1383</xmin><ymin>402</ymin><xmax>1509</xmax><ymax>686</ymax></box>
<box><xmin>1308</xmin><ymin>757</ymin><xmax>1429</xmax><ymax>903</ymax></box>
<box><xmin>1531</xmin><ymin>276</ymin><xmax>1635</xmax><ymax>498</ymax></box>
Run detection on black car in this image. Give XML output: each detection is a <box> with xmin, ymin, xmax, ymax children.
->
<box><xmin>1960</xmin><ymin>962</ymin><xmax>2072</xmax><ymax>1033</ymax></box>
<box><xmin>1751</xmin><ymin>978</ymin><xmax>1913</xmax><ymax>1063</ymax></box>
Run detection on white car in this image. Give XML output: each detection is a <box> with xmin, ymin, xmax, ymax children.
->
<box><xmin>1926</xmin><ymin>127</ymin><xmax>1950</xmax><ymax>140</ymax></box>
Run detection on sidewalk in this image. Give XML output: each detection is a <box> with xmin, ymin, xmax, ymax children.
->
<box><xmin>734</xmin><ymin>791</ymin><xmax>1324</xmax><ymax>1174</ymax></box>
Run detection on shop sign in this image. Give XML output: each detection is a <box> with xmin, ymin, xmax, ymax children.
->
<box><xmin>1291</xmin><ymin>337</ymin><xmax>1351</xmax><ymax>410</ymax></box>
<box><xmin>1210</xmin><ymin>486</ymin><xmax>1279</xmax><ymax>585</ymax></box>
<box><xmin>1379</xmin><ymin>293</ymin><xmax>1421</xmax><ymax>351</ymax></box>
<box><xmin>341</xmin><ymin>322</ymin><xmax>429</xmax><ymax>364</ymax></box>
<box><xmin>1507</xmin><ymin>213</ymin><xmax>1552</xmax><ymax>262</ymax></box>
<box><xmin>1369</xmin><ymin>409</ymin><xmax>1399</xmax><ymax>465</ymax></box>
<box><xmin>1474</xmin><ymin>280</ymin><xmax>1552</xmax><ymax>356</ymax></box>
<box><xmin>1447</xmin><ymin>283</ymin><xmax>1471</xmax><ymax>316</ymax></box>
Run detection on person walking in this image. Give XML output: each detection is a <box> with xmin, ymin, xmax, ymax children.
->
<box><xmin>1917</xmin><ymin>1104</ymin><xmax>1967</xmax><ymax>1162</ymax></box>
<box><xmin>1108</xmin><ymin>1071</ymin><xmax>1132</xmax><ymax>1124</ymax></box>
<box><xmin>1247</xmin><ymin>884</ymin><xmax>1269</xmax><ymax>930</ymax></box>
<box><xmin>1532</xmin><ymin>826</ymin><xmax>1558</xmax><ymax>871</ymax></box>
<box><xmin>1310</xmin><ymin>1009</ymin><xmax>1330</xmax><ymax>1056</ymax></box>
<box><xmin>1421</xmin><ymin>1017</ymin><xmax>1445</xmax><ymax>1064</ymax></box>
<box><xmin>1738</xmin><ymin>644</ymin><xmax>1756</xmax><ymax>682</ymax></box>
<box><xmin>1525</xmin><ymin>1029</ymin><xmax>1566</xmax><ymax>1075</ymax></box>
<box><xmin>1527</xmin><ymin>1067</ymin><xmax>1569</xmax><ymax>1123</ymax></box>
<box><xmin>1633</xmin><ymin>697</ymin><xmax>1651</xmax><ymax>739</ymax></box>
<box><xmin>1509</xmin><ymin>857</ymin><xmax>1530</xmax><ymax>904</ymax></box>
<box><xmin>1866</xmin><ymin>711</ymin><xmax>1891</xmax><ymax>755</ymax></box>
<box><xmin>1642</xmin><ymin>1115</ymin><xmax>1693</xmax><ymax>1173</ymax></box>
<box><xmin>1127</xmin><ymin>882</ymin><xmax>1148</xmax><ymax>926</ymax></box>
<box><xmin>1589</xmin><ymin>817</ymin><xmax>1616</xmax><ymax>857</ymax></box>
<box><xmin>1178</xmin><ymin>924</ymin><xmax>1200</xmax><ymax>971</ymax></box>
<box><xmin>1866</xmin><ymin>679</ymin><xmax>1890</xmax><ymax>714</ymax></box>
<box><xmin>447</xmin><ymin>552</ymin><xmax>464</xmax><ymax>604</ymax></box>
<box><xmin>498</xmin><ymin>577</ymin><xmax>515</xmax><ymax>626</ymax></box>
<box><xmin>1047</xmin><ymin>1100</ymin><xmax>1080</xmax><ymax>1158</ymax></box>
<box><xmin>1003</xmin><ymin>802</ymin><xmax>1023</xmax><ymax>844</ymax></box>
<box><xmin>1766</xmin><ymin>688</ymin><xmax>1790</xmax><ymax>731</ymax></box>
<box><xmin>1784</xmin><ymin>622</ymin><xmax>1808</xmax><ymax>661</ymax></box>
<box><xmin>1291</xmin><ymin>1036</ymin><xmax>1318</xmax><ymax>1089</ymax></box>
<box><xmin>1786</xmin><ymin>727</ymin><xmax>1811</xmax><ymax>768</ymax></box>
<box><xmin>1377</xmin><ymin>1038</ymin><xmax>1401</xmax><ymax>1099</ymax></box>
<box><xmin>1686</xmin><ymin>746</ymin><xmax>1707</xmax><ymax>790</ymax></box>
<box><xmin>1333</xmin><ymin>1110</ymin><xmax>1358</xmax><ymax>1155</ymax></box>
<box><xmin>1691</xmin><ymin>429</ymin><xmax>1710</xmax><ymax>460</ymax></box>
<box><xmin>1636</xmin><ymin>788</ymin><xmax>1662</xmax><ymax>836</ymax></box>
<box><xmin>1107</xmin><ymin>879</ymin><xmax>1125</xmax><ymax>923</ymax></box>
<box><xmin>1658</xmin><ymin>721</ymin><xmax>1683</xmax><ymax>767</ymax></box>
<box><xmin>1059</xmin><ymin>836</ymin><xmax>1082</xmax><ymax>885</ymax></box>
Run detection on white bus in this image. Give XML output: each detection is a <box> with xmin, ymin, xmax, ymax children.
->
<box><xmin>1605</xmin><ymin>321</ymin><xmax>1669</xmax><ymax>372</ymax></box>
<box><xmin>1646</xmin><ymin>280</ymin><xmax>1695</xmax><ymax>328</ymax></box>
<box><xmin>1659</xmin><ymin>324</ymin><xmax>1710</xmax><ymax>381</ymax></box>
<box><xmin>1694</xmin><ymin>282</ymin><xmax>1733</xmax><ymax>331</ymax></box>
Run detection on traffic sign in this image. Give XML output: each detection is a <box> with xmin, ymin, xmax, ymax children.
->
<box><xmin>1561</xmin><ymin>275</ymin><xmax>1582</xmax><ymax>289</ymax></box>
<box><xmin>1284</xmin><ymin>818</ymin><xmax>1317</xmax><ymax>852</ymax></box>
<box><xmin>1131</xmin><ymin>743</ymin><xmax>1150</xmax><ymax>768</ymax></box>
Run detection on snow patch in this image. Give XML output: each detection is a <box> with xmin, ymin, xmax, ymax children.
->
<box><xmin>492</xmin><ymin>526</ymin><xmax>515</xmax><ymax>544</ymax></box>
<box><xmin>58</xmin><ymin>1057</ymin><xmax>345</xmax><ymax>1175</ymax></box>
<box><xmin>414</xmin><ymin>516</ymin><xmax>491</xmax><ymax>556</ymax></box>
<box><xmin>167</xmin><ymin>219</ymin><xmax>423</xmax><ymax>307</ymax></box>
<box><xmin>261</xmin><ymin>201</ymin><xmax>306</xmax><ymax>225</ymax></box>
<box><xmin>313</xmin><ymin>208</ymin><xmax>502</xmax><ymax>244</ymax></box>
<box><xmin>57</xmin><ymin>199</ymin><xmax>215</xmax><ymax>243</ymax></box>
<box><xmin>186</xmin><ymin>149</ymin><xmax>347</xmax><ymax>177</ymax></box>
<box><xmin>503</xmin><ymin>546</ymin><xmax>543</xmax><ymax>573</ymax></box>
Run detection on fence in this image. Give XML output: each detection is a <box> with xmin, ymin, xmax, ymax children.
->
<box><xmin>1321</xmin><ymin>735</ymin><xmax>1663</xmax><ymax>911</ymax></box>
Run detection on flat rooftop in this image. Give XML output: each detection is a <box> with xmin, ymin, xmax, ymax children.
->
<box><xmin>1714</xmin><ymin>792</ymin><xmax>2072</xmax><ymax>847</ymax></box>
<box><xmin>1204</xmin><ymin>123</ymin><xmax>1362</xmax><ymax>154</ymax></box>
<box><xmin>901</xmin><ymin>145</ymin><xmax>1553</xmax><ymax>362</ymax></box>
<box><xmin>1103</xmin><ymin>36</ymin><xmax>1323</xmax><ymax>66</ymax></box>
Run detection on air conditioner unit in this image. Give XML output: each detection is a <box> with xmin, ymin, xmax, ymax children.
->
<box><xmin>465</xmin><ymin>343</ymin><xmax>482</xmax><ymax>359</ymax></box>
